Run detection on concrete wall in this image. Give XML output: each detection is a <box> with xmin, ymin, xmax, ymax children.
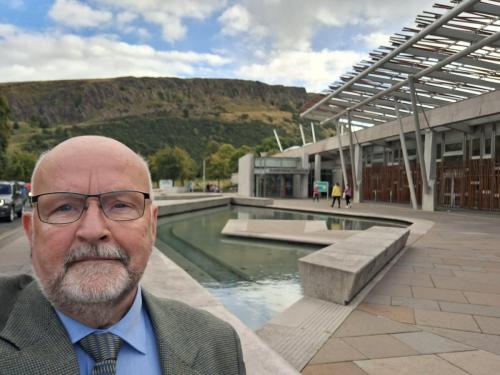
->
<box><xmin>238</xmin><ymin>153</ymin><xmax>254</xmax><ymax>197</ymax></box>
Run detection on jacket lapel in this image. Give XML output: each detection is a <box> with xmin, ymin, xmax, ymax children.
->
<box><xmin>0</xmin><ymin>281</ymin><xmax>79</xmax><ymax>374</ymax></box>
<box><xmin>143</xmin><ymin>291</ymin><xmax>203</xmax><ymax>375</ymax></box>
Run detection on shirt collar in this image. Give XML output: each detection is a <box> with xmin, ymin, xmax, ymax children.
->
<box><xmin>55</xmin><ymin>286</ymin><xmax>147</xmax><ymax>355</ymax></box>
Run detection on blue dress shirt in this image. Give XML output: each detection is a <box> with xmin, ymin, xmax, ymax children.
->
<box><xmin>55</xmin><ymin>286</ymin><xmax>162</xmax><ymax>375</ymax></box>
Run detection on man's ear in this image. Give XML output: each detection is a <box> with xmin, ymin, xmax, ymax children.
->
<box><xmin>22</xmin><ymin>211</ymin><xmax>34</xmax><ymax>247</ymax></box>
<box><xmin>150</xmin><ymin>205</ymin><xmax>158</xmax><ymax>240</ymax></box>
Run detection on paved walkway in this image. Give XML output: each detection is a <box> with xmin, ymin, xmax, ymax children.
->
<box><xmin>272</xmin><ymin>198</ymin><xmax>500</xmax><ymax>375</ymax></box>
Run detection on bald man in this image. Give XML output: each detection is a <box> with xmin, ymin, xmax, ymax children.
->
<box><xmin>0</xmin><ymin>136</ymin><xmax>246</xmax><ymax>375</ymax></box>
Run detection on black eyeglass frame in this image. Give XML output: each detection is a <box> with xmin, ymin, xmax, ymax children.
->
<box><xmin>31</xmin><ymin>190</ymin><xmax>151</xmax><ymax>224</ymax></box>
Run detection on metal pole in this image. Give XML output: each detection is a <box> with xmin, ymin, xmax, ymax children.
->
<box><xmin>336</xmin><ymin>121</ymin><xmax>348</xmax><ymax>186</ymax></box>
<box><xmin>311</xmin><ymin>122</ymin><xmax>316</xmax><ymax>143</ymax></box>
<box><xmin>408</xmin><ymin>77</ymin><xmax>430</xmax><ymax>193</ymax></box>
<box><xmin>319</xmin><ymin>27</ymin><xmax>500</xmax><ymax>125</ymax></box>
<box><xmin>273</xmin><ymin>129</ymin><xmax>283</xmax><ymax>152</ymax></box>
<box><xmin>395</xmin><ymin>102</ymin><xmax>418</xmax><ymax>210</ymax></box>
<box><xmin>202</xmin><ymin>159</ymin><xmax>206</xmax><ymax>192</ymax></box>
<box><xmin>300</xmin><ymin>0</ymin><xmax>481</xmax><ymax>118</ymax></box>
<box><xmin>347</xmin><ymin>111</ymin><xmax>357</xmax><ymax>189</ymax></box>
<box><xmin>299</xmin><ymin>124</ymin><xmax>306</xmax><ymax>146</ymax></box>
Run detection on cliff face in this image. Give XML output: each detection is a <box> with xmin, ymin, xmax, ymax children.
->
<box><xmin>0</xmin><ymin>77</ymin><xmax>309</xmax><ymax>126</ymax></box>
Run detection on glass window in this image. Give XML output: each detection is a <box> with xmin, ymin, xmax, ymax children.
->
<box><xmin>496</xmin><ymin>134</ymin><xmax>500</xmax><ymax>156</ymax></box>
<box><xmin>0</xmin><ymin>184</ymin><xmax>12</xmax><ymax>194</ymax></box>
<box><xmin>436</xmin><ymin>143</ymin><xmax>442</xmax><ymax>159</ymax></box>
<box><xmin>472</xmin><ymin>138</ymin><xmax>480</xmax><ymax>157</ymax></box>
<box><xmin>255</xmin><ymin>157</ymin><xmax>300</xmax><ymax>169</ymax></box>
<box><xmin>485</xmin><ymin>138</ymin><xmax>491</xmax><ymax>155</ymax></box>
<box><xmin>281</xmin><ymin>158</ymin><xmax>300</xmax><ymax>168</ymax></box>
<box><xmin>445</xmin><ymin>143</ymin><xmax>462</xmax><ymax>153</ymax></box>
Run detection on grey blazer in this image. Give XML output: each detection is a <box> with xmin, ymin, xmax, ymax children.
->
<box><xmin>0</xmin><ymin>274</ymin><xmax>246</xmax><ymax>375</ymax></box>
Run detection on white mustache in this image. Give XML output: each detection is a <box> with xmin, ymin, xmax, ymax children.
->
<box><xmin>64</xmin><ymin>244</ymin><xmax>129</xmax><ymax>270</ymax></box>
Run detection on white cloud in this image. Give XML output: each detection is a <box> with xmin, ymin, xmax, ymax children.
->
<box><xmin>218</xmin><ymin>4</ymin><xmax>252</xmax><ymax>35</ymax></box>
<box><xmin>0</xmin><ymin>23</ymin><xmax>231</xmax><ymax>83</ymax></box>
<box><xmin>49</xmin><ymin>0</ymin><xmax>113</xmax><ymax>29</ymax></box>
<box><xmin>353</xmin><ymin>32</ymin><xmax>392</xmax><ymax>49</ymax></box>
<box><xmin>96</xmin><ymin>0</ymin><xmax>227</xmax><ymax>42</ymax></box>
<box><xmin>237</xmin><ymin>49</ymin><xmax>367</xmax><ymax>93</ymax></box>
<box><xmin>116</xmin><ymin>11</ymin><xmax>137</xmax><ymax>26</ymax></box>
<box><xmin>218</xmin><ymin>0</ymin><xmax>438</xmax><ymax>50</ymax></box>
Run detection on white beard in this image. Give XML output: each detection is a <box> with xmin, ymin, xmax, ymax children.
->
<box><xmin>35</xmin><ymin>244</ymin><xmax>143</xmax><ymax>327</ymax></box>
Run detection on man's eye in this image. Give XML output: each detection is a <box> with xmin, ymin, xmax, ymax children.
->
<box><xmin>55</xmin><ymin>203</ymin><xmax>75</xmax><ymax>212</ymax></box>
<box><xmin>112</xmin><ymin>201</ymin><xmax>132</xmax><ymax>209</ymax></box>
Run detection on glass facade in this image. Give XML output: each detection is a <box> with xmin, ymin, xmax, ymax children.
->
<box><xmin>254</xmin><ymin>157</ymin><xmax>301</xmax><ymax>168</ymax></box>
<box><xmin>255</xmin><ymin>174</ymin><xmax>294</xmax><ymax>198</ymax></box>
<box><xmin>253</xmin><ymin>157</ymin><xmax>305</xmax><ymax>198</ymax></box>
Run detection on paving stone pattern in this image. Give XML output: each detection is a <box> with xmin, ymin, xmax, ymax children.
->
<box><xmin>269</xmin><ymin>200</ymin><xmax>500</xmax><ymax>375</ymax></box>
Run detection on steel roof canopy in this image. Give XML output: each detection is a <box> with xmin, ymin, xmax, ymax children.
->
<box><xmin>301</xmin><ymin>0</ymin><xmax>500</xmax><ymax>127</ymax></box>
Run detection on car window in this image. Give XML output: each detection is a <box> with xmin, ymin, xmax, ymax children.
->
<box><xmin>0</xmin><ymin>184</ymin><xmax>12</xmax><ymax>195</ymax></box>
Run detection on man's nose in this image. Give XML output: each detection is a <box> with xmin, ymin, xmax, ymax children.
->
<box><xmin>75</xmin><ymin>199</ymin><xmax>111</xmax><ymax>243</ymax></box>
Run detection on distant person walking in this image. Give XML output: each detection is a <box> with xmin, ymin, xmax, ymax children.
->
<box><xmin>312</xmin><ymin>184</ymin><xmax>320</xmax><ymax>202</ymax></box>
<box><xmin>344</xmin><ymin>184</ymin><xmax>352</xmax><ymax>208</ymax></box>
<box><xmin>331</xmin><ymin>182</ymin><xmax>342</xmax><ymax>208</ymax></box>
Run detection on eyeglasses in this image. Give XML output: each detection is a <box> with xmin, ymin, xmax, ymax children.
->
<box><xmin>31</xmin><ymin>190</ymin><xmax>151</xmax><ymax>224</ymax></box>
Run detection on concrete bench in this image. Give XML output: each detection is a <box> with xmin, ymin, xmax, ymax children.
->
<box><xmin>298</xmin><ymin>226</ymin><xmax>410</xmax><ymax>305</ymax></box>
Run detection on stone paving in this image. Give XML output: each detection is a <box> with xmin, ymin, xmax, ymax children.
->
<box><xmin>271</xmin><ymin>198</ymin><xmax>500</xmax><ymax>375</ymax></box>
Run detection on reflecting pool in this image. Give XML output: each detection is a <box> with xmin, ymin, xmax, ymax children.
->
<box><xmin>155</xmin><ymin>205</ymin><xmax>405</xmax><ymax>329</ymax></box>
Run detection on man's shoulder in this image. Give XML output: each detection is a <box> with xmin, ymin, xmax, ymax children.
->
<box><xmin>143</xmin><ymin>291</ymin><xmax>235</xmax><ymax>335</ymax></box>
<box><xmin>143</xmin><ymin>292</ymin><xmax>245</xmax><ymax>373</ymax></box>
<box><xmin>0</xmin><ymin>274</ymin><xmax>35</xmax><ymax>329</ymax></box>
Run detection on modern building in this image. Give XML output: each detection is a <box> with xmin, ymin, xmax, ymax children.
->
<box><xmin>239</xmin><ymin>0</ymin><xmax>500</xmax><ymax>211</ymax></box>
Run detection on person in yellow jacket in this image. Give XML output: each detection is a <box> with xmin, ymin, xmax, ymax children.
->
<box><xmin>331</xmin><ymin>182</ymin><xmax>342</xmax><ymax>208</ymax></box>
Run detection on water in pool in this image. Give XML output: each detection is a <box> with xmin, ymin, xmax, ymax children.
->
<box><xmin>155</xmin><ymin>205</ymin><xmax>404</xmax><ymax>329</ymax></box>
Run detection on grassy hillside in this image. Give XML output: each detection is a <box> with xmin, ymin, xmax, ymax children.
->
<box><xmin>1</xmin><ymin>76</ymin><xmax>330</xmax><ymax>160</ymax></box>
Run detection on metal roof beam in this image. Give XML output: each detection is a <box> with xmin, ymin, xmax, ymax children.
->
<box><xmin>404</xmin><ymin>46</ymin><xmax>500</xmax><ymax>72</ymax></box>
<box><xmin>319</xmin><ymin>29</ymin><xmax>500</xmax><ymax>125</ymax></box>
<box><xmin>431</xmin><ymin>27</ymin><xmax>500</xmax><ymax>48</ymax></box>
<box><xmin>300</xmin><ymin>0</ymin><xmax>481</xmax><ymax>118</ymax></box>
<box><xmin>382</xmin><ymin>61</ymin><xmax>500</xmax><ymax>90</ymax></box>
<box><xmin>350</xmin><ymin>82</ymin><xmax>449</xmax><ymax>106</ymax></box>
<box><xmin>359</xmin><ymin>73</ymin><xmax>474</xmax><ymax>99</ymax></box>
<box><xmin>337</xmin><ymin>91</ymin><xmax>412</xmax><ymax>110</ymax></box>
<box><xmin>470</xmin><ymin>2</ymin><xmax>500</xmax><ymax>17</ymax></box>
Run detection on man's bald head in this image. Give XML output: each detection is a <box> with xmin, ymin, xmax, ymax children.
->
<box><xmin>31</xmin><ymin>136</ymin><xmax>153</xmax><ymax>197</ymax></box>
<box><xmin>24</xmin><ymin>136</ymin><xmax>158</xmax><ymax>328</ymax></box>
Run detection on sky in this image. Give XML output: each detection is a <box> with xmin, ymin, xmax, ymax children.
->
<box><xmin>0</xmin><ymin>0</ymin><xmax>439</xmax><ymax>93</ymax></box>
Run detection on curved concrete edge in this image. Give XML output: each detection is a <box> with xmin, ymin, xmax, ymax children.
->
<box><xmin>270</xmin><ymin>203</ymin><xmax>434</xmax><ymax>239</ymax></box>
<box><xmin>221</xmin><ymin>219</ymin><xmax>360</xmax><ymax>245</ymax></box>
<box><xmin>143</xmin><ymin>248</ymin><xmax>299</xmax><ymax>375</ymax></box>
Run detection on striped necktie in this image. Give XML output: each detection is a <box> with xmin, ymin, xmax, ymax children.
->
<box><xmin>79</xmin><ymin>332</ymin><xmax>123</xmax><ymax>375</ymax></box>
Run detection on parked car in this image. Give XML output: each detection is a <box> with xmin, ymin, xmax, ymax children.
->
<box><xmin>0</xmin><ymin>181</ymin><xmax>24</xmax><ymax>222</ymax></box>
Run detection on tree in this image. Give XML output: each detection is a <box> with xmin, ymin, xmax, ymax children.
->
<box><xmin>255</xmin><ymin>136</ymin><xmax>280</xmax><ymax>155</ymax></box>
<box><xmin>203</xmin><ymin>139</ymin><xmax>220</xmax><ymax>159</ymax></box>
<box><xmin>230</xmin><ymin>145</ymin><xmax>253</xmax><ymax>173</ymax></box>
<box><xmin>176</xmin><ymin>147</ymin><xmax>197</xmax><ymax>184</ymax></box>
<box><xmin>206</xmin><ymin>143</ymin><xmax>239</xmax><ymax>188</ymax></box>
<box><xmin>206</xmin><ymin>152</ymin><xmax>230</xmax><ymax>188</ymax></box>
<box><xmin>0</xmin><ymin>96</ymin><xmax>11</xmax><ymax>174</ymax></box>
<box><xmin>4</xmin><ymin>150</ymin><xmax>37</xmax><ymax>181</ymax></box>
<box><xmin>149</xmin><ymin>146</ymin><xmax>196</xmax><ymax>185</ymax></box>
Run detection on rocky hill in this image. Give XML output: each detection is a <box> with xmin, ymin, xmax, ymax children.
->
<box><xmin>0</xmin><ymin>77</ymin><xmax>326</xmax><ymax>161</ymax></box>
